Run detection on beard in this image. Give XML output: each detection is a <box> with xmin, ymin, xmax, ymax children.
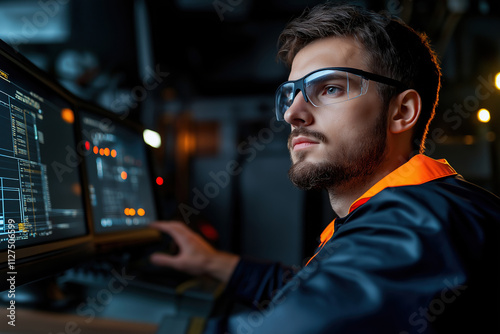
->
<box><xmin>287</xmin><ymin>112</ymin><xmax>387</xmax><ymax>191</ymax></box>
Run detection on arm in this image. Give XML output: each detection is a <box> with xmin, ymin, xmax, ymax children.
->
<box><xmin>224</xmin><ymin>219</ymin><xmax>445</xmax><ymax>333</ymax></box>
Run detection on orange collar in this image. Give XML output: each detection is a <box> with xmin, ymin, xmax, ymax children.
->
<box><xmin>319</xmin><ymin>155</ymin><xmax>457</xmax><ymax>245</ymax></box>
<box><xmin>348</xmin><ymin>154</ymin><xmax>457</xmax><ymax>213</ymax></box>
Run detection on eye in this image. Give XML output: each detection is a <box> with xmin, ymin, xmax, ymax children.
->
<box><xmin>322</xmin><ymin>85</ymin><xmax>344</xmax><ymax>96</ymax></box>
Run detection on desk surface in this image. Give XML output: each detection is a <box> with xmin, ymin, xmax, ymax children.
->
<box><xmin>0</xmin><ymin>308</ymin><xmax>158</xmax><ymax>334</ymax></box>
<box><xmin>0</xmin><ymin>275</ymin><xmax>223</xmax><ymax>334</ymax></box>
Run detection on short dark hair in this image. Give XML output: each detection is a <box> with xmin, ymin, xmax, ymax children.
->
<box><xmin>277</xmin><ymin>3</ymin><xmax>441</xmax><ymax>154</ymax></box>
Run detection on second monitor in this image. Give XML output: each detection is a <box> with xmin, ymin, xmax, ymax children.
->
<box><xmin>78</xmin><ymin>105</ymin><xmax>161</xmax><ymax>250</ymax></box>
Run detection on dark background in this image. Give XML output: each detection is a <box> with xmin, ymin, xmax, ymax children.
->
<box><xmin>1</xmin><ymin>0</ymin><xmax>499</xmax><ymax>265</ymax></box>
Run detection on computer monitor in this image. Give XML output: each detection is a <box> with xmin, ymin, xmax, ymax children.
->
<box><xmin>77</xmin><ymin>102</ymin><xmax>161</xmax><ymax>252</ymax></box>
<box><xmin>0</xmin><ymin>40</ymin><xmax>93</xmax><ymax>291</ymax></box>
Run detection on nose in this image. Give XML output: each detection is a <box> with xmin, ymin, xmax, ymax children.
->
<box><xmin>284</xmin><ymin>91</ymin><xmax>313</xmax><ymax>127</ymax></box>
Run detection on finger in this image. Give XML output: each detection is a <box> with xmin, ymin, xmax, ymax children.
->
<box><xmin>150</xmin><ymin>252</ymin><xmax>180</xmax><ymax>268</ymax></box>
<box><xmin>150</xmin><ymin>220</ymin><xmax>185</xmax><ymax>231</ymax></box>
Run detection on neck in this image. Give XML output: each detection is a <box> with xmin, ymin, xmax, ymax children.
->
<box><xmin>327</xmin><ymin>154</ymin><xmax>410</xmax><ymax>217</ymax></box>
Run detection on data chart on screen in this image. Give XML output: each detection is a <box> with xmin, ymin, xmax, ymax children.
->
<box><xmin>0</xmin><ymin>61</ymin><xmax>87</xmax><ymax>251</ymax></box>
<box><xmin>79</xmin><ymin>111</ymin><xmax>157</xmax><ymax>234</ymax></box>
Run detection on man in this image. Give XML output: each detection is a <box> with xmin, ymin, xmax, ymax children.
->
<box><xmin>150</xmin><ymin>3</ymin><xmax>500</xmax><ymax>333</ymax></box>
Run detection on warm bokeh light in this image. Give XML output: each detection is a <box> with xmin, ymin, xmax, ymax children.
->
<box><xmin>129</xmin><ymin>208</ymin><xmax>136</xmax><ymax>216</ymax></box>
<box><xmin>104</xmin><ymin>147</ymin><xmax>110</xmax><ymax>156</ymax></box>
<box><xmin>477</xmin><ymin>108</ymin><xmax>491</xmax><ymax>123</ymax></box>
<box><xmin>137</xmin><ymin>208</ymin><xmax>145</xmax><ymax>216</ymax></box>
<box><xmin>93</xmin><ymin>146</ymin><xmax>98</xmax><ymax>154</ymax></box>
<box><xmin>121</xmin><ymin>171</ymin><xmax>128</xmax><ymax>180</ymax></box>
<box><xmin>464</xmin><ymin>135</ymin><xmax>474</xmax><ymax>145</ymax></box>
<box><xmin>71</xmin><ymin>183</ymin><xmax>82</xmax><ymax>196</ymax></box>
<box><xmin>495</xmin><ymin>72</ymin><xmax>500</xmax><ymax>90</ymax></box>
<box><xmin>486</xmin><ymin>131</ymin><xmax>496</xmax><ymax>142</ymax></box>
<box><xmin>99</xmin><ymin>148</ymin><xmax>104</xmax><ymax>155</ymax></box>
<box><xmin>180</xmin><ymin>131</ymin><xmax>196</xmax><ymax>154</ymax></box>
<box><xmin>143</xmin><ymin>129</ymin><xmax>162</xmax><ymax>148</ymax></box>
<box><xmin>124</xmin><ymin>208</ymin><xmax>130</xmax><ymax>216</ymax></box>
<box><xmin>156</xmin><ymin>176</ymin><xmax>164</xmax><ymax>186</ymax></box>
<box><xmin>61</xmin><ymin>108</ymin><xmax>74</xmax><ymax>124</ymax></box>
<box><xmin>85</xmin><ymin>141</ymin><xmax>91</xmax><ymax>151</ymax></box>
<box><xmin>111</xmin><ymin>149</ymin><xmax>117</xmax><ymax>158</ymax></box>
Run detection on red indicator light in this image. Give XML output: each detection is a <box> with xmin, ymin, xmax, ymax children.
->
<box><xmin>199</xmin><ymin>222</ymin><xmax>219</xmax><ymax>241</ymax></box>
<box><xmin>85</xmin><ymin>141</ymin><xmax>91</xmax><ymax>151</ymax></box>
<box><xmin>156</xmin><ymin>177</ymin><xmax>164</xmax><ymax>186</ymax></box>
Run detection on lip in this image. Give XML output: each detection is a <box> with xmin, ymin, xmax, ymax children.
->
<box><xmin>291</xmin><ymin>136</ymin><xmax>320</xmax><ymax>151</ymax></box>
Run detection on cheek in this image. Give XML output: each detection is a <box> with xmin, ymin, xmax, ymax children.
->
<box><xmin>343</xmin><ymin>99</ymin><xmax>383</xmax><ymax>132</ymax></box>
<box><xmin>314</xmin><ymin>94</ymin><xmax>384</xmax><ymax>139</ymax></box>
<box><xmin>324</xmin><ymin>112</ymin><xmax>383</xmax><ymax>152</ymax></box>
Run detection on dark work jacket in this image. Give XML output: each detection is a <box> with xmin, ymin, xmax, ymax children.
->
<box><xmin>207</xmin><ymin>155</ymin><xmax>500</xmax><ymax>334</ymax></box>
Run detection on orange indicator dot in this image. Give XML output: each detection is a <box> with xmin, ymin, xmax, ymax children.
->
<box><xmin>61</xmin><ymin>108</ymin><xmax>74</xmax><ymax>124</ymax></box>
<box><xmin>129</xmin><ymin>208</ymin><xmax>136</xmax><ymax>216</ymax></box>
<box><xmin>99</xmin><ymin>148</ymin><xmax>104</xmax><ymax>155</ymax></box>
<box><xmin>104</xmin><ymin>147</ymin><xmax>110</xmax><ymax>156</ymax></box>
<box><xmin>121</xmin><ymin>171</ymin><xmax>127</xmax><ymax>180</ymax></box>
<box><xmin>93</xmin><ymin>146</ymin><xmax>98</xmax><ymax>154</ymax></box>
<box><xmin>111</xmin><ymin>149</ymin><xmax>117</xmax><ymax>158</ymax></box>
<box><xmin>137</xmin><ymin>208</ymin><xmax>145</xmax><ymax>216</ymax></box>
<box><xmin>124</xmin><ymin>208</ymin><xmax>130</xmax><ymax>216</ymax></box>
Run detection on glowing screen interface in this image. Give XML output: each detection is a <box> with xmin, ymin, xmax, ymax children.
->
<box><xmin>0</xmin><ymin>59</ymin><xmax>87</xmax><ymax>251</ymax></box>
<box><xmin>80</xmin><ymin>111</ymin><xmax>157</xmax><ymax>234</ymax></box>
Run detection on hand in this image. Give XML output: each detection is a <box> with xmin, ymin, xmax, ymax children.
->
<box><xmin>149</xmin><ymin>221</ymin><xmax>240</xmax><ymax>283</ymax></box>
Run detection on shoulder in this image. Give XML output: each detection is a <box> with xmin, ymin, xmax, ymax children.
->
<box><xmin>348</xmin><ymin>175</ymin><xmax>500</xmax><ymax>226</ymax></box>
<box><xmin>334</xmin><ymin>175</ymin><xmax>500</xmax><ymax>258</ymax></box>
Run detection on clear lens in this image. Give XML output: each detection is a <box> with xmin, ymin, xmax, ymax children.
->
<box><xmin>275</xmin><ymin>82</ymin><xmax>294</xmax><ymax>121</ymax></box>
<box><xmin>305</xmin><ymin>70</ymin><xmax>366</xmax><ymax>107</ymax></box>
<box><xmin>275</xmin><ymin>69</ymin><xmax>369</xmax><ymax>121</ymax></box>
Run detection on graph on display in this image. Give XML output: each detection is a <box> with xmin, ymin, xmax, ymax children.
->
<box><xmin>0</xmin><ymin>64</ymin><xmax>87</xmax><ymax>250</ymax></box>
<box><xmin>80</xmin><ymin>112</ymin><xmax>157</xmax><ymax>234</ymax></box>
<box><xmin>0</xmin><ymin>91</ymin><xmax>51</xmax><ymax>243</ymax></box>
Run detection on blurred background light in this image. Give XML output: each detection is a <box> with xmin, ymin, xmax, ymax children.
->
<box><xmin>478</xmin><ymin>108</ymin><xmax>491</xmax><ymax>123</ymax></box>
<box><xmin>495</xmin><ymin>72</ymin><xmax>500</xmax><ymax>90</ymax></box>
<box><xmin>0</xmin><ymin>1</ymin><xmax>70</xmax><ymax>44</ymax></box>
<box><xmin>143</xmin><ymin>129</ymin><xmax>162</xmax><ymax>148</ymax></box>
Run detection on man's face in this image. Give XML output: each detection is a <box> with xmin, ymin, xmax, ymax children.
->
<box><xmin>285</xmin><ymin>37</ymin><xmax>388</xmax><ymax>191</ymax></box>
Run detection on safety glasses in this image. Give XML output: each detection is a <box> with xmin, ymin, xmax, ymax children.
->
<box><xmin>275</xmin><ymin>67</ymin><xmax>406</xmax><ymax>121</ymax></box>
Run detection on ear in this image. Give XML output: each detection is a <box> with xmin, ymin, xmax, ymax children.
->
<box><xmin>388</xmin><ymin>89</ymin><xmax>421</xmax><ymax>134</ymax></box>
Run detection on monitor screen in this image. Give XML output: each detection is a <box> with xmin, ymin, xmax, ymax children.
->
<box><xmin>78</xmin><ymin>107</ymin><xmax>159</xmax><ymax>243</ymax></box>
<box><xmin>0</xmin><ymin>40</ymin><xmax>92</xmax><ymax>290</ymax></box>
<box><xmin>0</xmin><ymin>55</ymin><xmax>87</xmax><ymax>249</ymax></box>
